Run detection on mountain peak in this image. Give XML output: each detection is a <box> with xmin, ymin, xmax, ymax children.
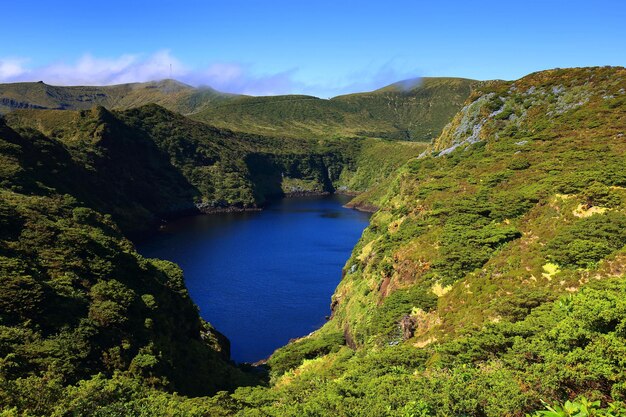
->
<box><xmin>377</xmin><ymin>77</ymin><xmax>423</xmax><ymax>92</ymax></box>
<box><xmin>135</xmin><ymin>79</ymin><xmax>194</xmax><ymax>93</ymax></box>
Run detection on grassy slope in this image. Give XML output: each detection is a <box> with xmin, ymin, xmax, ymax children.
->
<box><xmin>191</xmin><ymin>77</ymin><xmax>476</xmax><ymax>141</ymax></box>
<box><xmin>333</xmin><ymin>77</ymin><xmax>477</xmax><ymax>141</ymax></box>
<box><xmin>0</xmin><ymin>78</ymin><xmax>470</xmax><ymax>142</ymax></box>
<box><xmin>0</xmin><ymin>77</ymin><xmax>476</xmax><ymax>142</ymax></box>
<box><xmin>334</xmin><ymin>66</ymin><xmax>626</xmax><ymax>343</ymax></box>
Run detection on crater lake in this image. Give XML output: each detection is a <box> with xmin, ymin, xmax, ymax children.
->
<box><xmin>137</xmin><ymin>195</ymin><xmax>371</xmax><ymax>362</ymax></box>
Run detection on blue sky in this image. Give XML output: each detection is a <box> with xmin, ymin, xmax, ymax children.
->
<box><xmin>2</xmin><ymin>0</ymin><xmax>625</xmax><ymax>97</ymax></box>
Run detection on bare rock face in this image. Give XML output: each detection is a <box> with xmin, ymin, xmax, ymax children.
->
<box><xmin>399</xmin><ymin>314</ymin><xmax>417</xmax><ymax>341</ymax></box>
<box><xmin>201</xmin><ymin>321</ymin><xmax>231</xmax><ymax>361</ymax></box>
<box><xmin>343</xmin><ymin>326</ymin><xmax>357</xmax><ymax>349</ymax></box>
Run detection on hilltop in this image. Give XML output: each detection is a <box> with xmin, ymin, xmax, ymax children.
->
<box><xmin>0</xmin><ymin>79</ymin><xmax>233</xmax><ymax>115</ymax></box>
<box><xmin>190</xmin><ymin>77</ymin><xmax>476</xmax><ymax>141</ymax></box>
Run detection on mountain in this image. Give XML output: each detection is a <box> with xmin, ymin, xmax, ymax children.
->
<box><xmin>0</xmin><ymin>79</ymin><xmax>235</xmax><ymax>115</ymax></box>
<box><xmin>0</xmin><ymin>77</ymin><xmax>477</xmax><ymax>142</ymax></box>
<box><xmin>2</xmin><ymin>66</ymin><xmax>626</xmax><ymax>416</ymax></box>
<box><xmin>332</xmin><ymin>77</ymin><xmax>477</xmax><ymax>140</ymax></box>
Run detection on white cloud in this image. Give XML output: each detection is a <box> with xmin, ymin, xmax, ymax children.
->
<box><xmin>299</xmin><ymin>61</ymin><xmax>423</xmax><ymax>98</ymax></box>
<box><xmin>0</xmin><ymin>58</ymin><xmax>28</xmax><ymax>80</ymax></box>
<box><xmin>0</xmin><ymin>52</ymin><xmax>421</xmax><ymax>97</ymax></box>
<box><xmin>0</xmin><ymin>51</ymin><xmax>186</xmax><ymax>86</ymax></box>
<box><xmin>187</xmin><ymin>63</ymin><xmax>298</xmax><ymax>96</ymax></box>
<box><xmin>0</xmin><ymin>51</ymin><xmax>297</xmax><ymax>95</ymax></box>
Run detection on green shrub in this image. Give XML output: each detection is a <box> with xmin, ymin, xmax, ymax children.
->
<box><xmin>508</xmin><ymin>158</ymin><xmax>531</xmax><ymax>170</ymax></box>
<box><xmin>435</xmin><ymin>222</ymin><xmax>521</xmax><ymax>285</ymax></box>
<box><xmin>368</xmin><ymin>285</ymin><xmax>438</xmax><ymax>339</ymax></box>
<box><xmin>527</xmin><ymin>397</ymin><xmax>626</xmax><ymax>417</ymax></box>
<box><xmin>547</xmin><ymin>212</ymin><xmax>626</xmax><ymax>268</ymax></box>
<box><xmin>267</xmin><ymin>332</ymin><xmax>345</xmax><ymax>377</ymax></box>
<box><xmin>581</xmin><ymin>182</ymin><xmax>622</xmax><ymax>208</ymax></box>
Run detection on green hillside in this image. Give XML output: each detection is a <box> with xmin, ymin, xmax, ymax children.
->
<box><xmin>236</xmin><ymin>66</ymin><xmax>626</xmax><ymax>416</ymax></box>
<box><xmin>2</xmin><ymin>67</ymin><xmax>626</xmax><ymax>416</ymax></box>
<box><xmin>332</xmin><ymin>77</ymin><xmax>477</xmax><ymax>140</ymax></box>
<box><xmin>191</xmin><ymin>77</ymin><xmax>476</xmax><ymax>141</ymax></box>
<box><xmin>0</xmin><ymin>117</ymin><xmax>249</xmax><ymax>399</ymax></box>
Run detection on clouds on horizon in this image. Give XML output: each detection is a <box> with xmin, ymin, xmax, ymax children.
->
<box><xmin>0</xmin><ymin>51</ymin><xmax>421</xmax><ymax>97</ymax></box>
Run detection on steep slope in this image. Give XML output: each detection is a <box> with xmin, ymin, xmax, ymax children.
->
<box><xmin>0</xmin><ymin>118</ymin><xmax>246</xmax><ymax>397</ymax></box>
<box><xmin>334</xmin><ymin>66</ymin><xmax>626</xmax><ymax>342</ymax></box>
<box><xmin>3</xmin><ymin>105</ymin><xmax>424</xmax><ymax>236</ymax></box>
<box><xmin>191</xmin><ymin>77</ymin><xmax>476</xmax><ymax>141</ymax></box>
<box><xmin>1</xmin><ymin>107</ymin><xmax>297</xmax><ymax>234</ymax></box>
<box><xmin>231</xmin><ymin>66</ymin><xmax>626</xmax><ymax>415</ymax></box>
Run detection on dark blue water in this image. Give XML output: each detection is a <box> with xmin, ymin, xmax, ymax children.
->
<box><xmin>137</xmin><ymin>195</ymin><xmax>370</xmax><ymax>363</ymax></box>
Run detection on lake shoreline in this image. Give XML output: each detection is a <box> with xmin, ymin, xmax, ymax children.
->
<box><xmin>133</xmin><ymin>190</ymin><xmax>365</xmax><ymax>243</ymax></box>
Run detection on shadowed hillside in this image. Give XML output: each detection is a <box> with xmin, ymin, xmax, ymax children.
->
<box><xmin>0</xmin><ymin>117</ymin><xmax>251</xmax><ymax>397</ymax></box>
<box><xmin>3</xmin><ymin>105</ymin><xmax>424</xmax><ymax>236</ymax></box>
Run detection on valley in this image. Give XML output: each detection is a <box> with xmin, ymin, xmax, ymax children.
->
<box><xmin>1</xmin><ymin>66</ymin><xmax>626</xmax><ymax>416</ymax></box>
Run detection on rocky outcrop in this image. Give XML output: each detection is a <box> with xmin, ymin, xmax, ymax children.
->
<box><xmin>0</xmin><ymin>97</ymin><xmax>50</xmax><ymax>111</ymax></box>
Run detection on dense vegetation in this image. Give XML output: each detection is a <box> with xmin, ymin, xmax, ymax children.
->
<box><xmin>0</xmin><ymin>117</ymin><xmax>262</xmax><ymax>400</ymax></box>
<box><xmin>0</xmin><ymin>97</ymin><xmax>422</xmax><ymax>414</ymax></box>
<box><xmin>2</xmin><ymin>105</ymin><xmax>423</xmax><ymax>236</ymax></box>
<box><xmin>2</xmin><ymin>66</ymin><xmax>626</xmax><ymax>416</ymax></box>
